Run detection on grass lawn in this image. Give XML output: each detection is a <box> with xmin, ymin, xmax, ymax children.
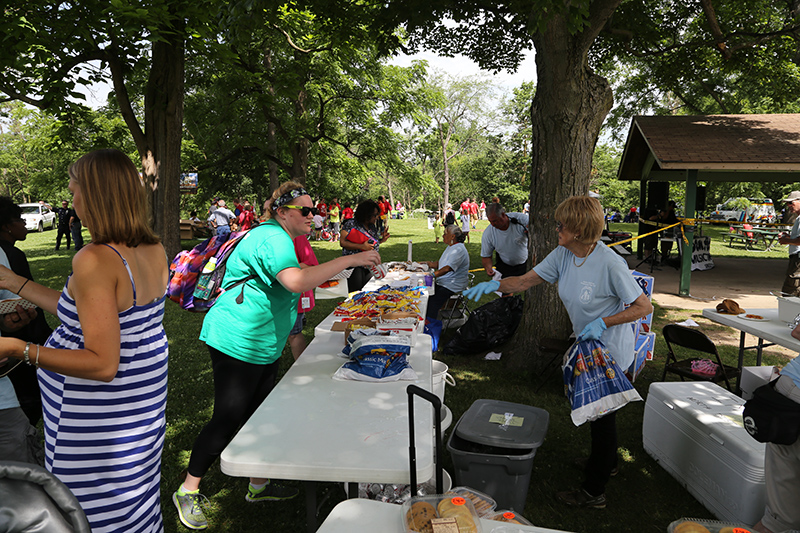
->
<box><xmin>18</xmin><ymin>217</ymin><xmax>792</xmax><ymax>533</ymax></box>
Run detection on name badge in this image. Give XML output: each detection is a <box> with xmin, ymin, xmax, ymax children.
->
<box><xmin>301</xmin><ymin>296</ymin><xmax>311</xmax><ymax>310</ymax></box>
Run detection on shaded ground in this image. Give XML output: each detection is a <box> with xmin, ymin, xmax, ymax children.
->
<box><xmin>626</xmin><ymin>254</ymin><xmax>796</xmax><ymax>358</ymax></box>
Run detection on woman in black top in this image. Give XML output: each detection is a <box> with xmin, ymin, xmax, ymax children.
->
<box><xmin>0</xmin><ymin>197</ymin><xmax>53</xmax><ymax>424</ymax></box>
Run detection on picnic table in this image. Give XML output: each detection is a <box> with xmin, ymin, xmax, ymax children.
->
<box><xmin>723</xmin><ymin>225</ymin><xmax>784</xmax><ymax>251</ymax></box>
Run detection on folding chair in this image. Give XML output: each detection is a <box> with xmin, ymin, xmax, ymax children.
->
<box><xmin>438</xmin><ymin>273</ymin><xmax>473</xmax><ymax>329</ymax></box>
<box><xmin>661</xmin><ymin>324</ymin><xmax>739</xmax><ymax>392</ymax></box>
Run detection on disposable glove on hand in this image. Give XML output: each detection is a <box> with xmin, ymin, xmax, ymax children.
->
<box><xmin>578</xmin><ymin>317</ymin><xmax>607</xmax><ymax>341</ymax></box>
<box><xmin>463</xmin><ymin>280</ymin><xmax>501</xmax><ymax>301</ymax></box>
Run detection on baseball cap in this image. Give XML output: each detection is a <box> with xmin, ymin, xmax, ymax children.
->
<box><xmin>783</xmin><ymin>191</ymin><xmax>800</xmax><ymax>202</ymax></box>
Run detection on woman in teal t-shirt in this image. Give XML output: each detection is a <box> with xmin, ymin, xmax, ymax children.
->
<box><xmin>173</xmin><ymin>182</ymin><xmax>381</xmax><ymax>530</ymax></box>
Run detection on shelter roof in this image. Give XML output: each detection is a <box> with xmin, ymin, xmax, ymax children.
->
<box><xmin>618</xmin><ymin>114</ymin><xmax>800</xmax><ymax>182</ymax></box>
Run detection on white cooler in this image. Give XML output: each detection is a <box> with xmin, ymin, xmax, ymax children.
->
<box><xmin>643</xmin><ymin>382</ymin><xmax>766</xmax><ymax>525</ymax></box>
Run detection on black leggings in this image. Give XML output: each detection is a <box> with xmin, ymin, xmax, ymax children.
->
<box><xmin>582</xmin><ymin>411</ymin><xmax>618</xmax><ymax>496</ymax></box>
<box><xmin>187</xmin><ymin>346</ymin><xmax>280</xmax><ymax>478</ymax></box>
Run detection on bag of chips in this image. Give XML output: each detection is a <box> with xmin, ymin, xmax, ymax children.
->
<box><xmin>563</xmin><ymin>339</ymin><xmax>643</xmax><ymax>426</ymax></box>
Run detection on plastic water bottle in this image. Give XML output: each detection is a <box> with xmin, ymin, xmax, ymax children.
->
<box><xmin>202</xmin><ymin>256</ymin><xmax>217</xmax><ymax>274</ymax></box>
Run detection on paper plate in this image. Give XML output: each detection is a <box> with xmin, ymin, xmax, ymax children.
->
<box><xmin>737</xmin><ymin>313</ymin><xmax>768</xmax><ymax>321</ymax></box>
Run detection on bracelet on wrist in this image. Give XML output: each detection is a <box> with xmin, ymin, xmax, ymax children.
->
<box><xmin>22</xmin><ymin>342</ymin><xmax>31</xmax><ymax>366</ymax></box>
<box><xmin>17</xmin><ymin>278</ymin><xmax>29</xmax><ymax>295</ymax></box>
<box><xmin>34</xmin><ymin>344</ymin><xmax>40</xmax><ymax>367</ymax></box>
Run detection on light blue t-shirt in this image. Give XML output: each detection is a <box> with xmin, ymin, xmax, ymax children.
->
<box><xmin>436</xmin><ymin>243</ymin><xmax>470</xmax><ymax>293</ymax></box>
<box><xmin>480</xmin><ymin>212</ymin><xmax>529</xmax><ymax>266</ymax></box>
<box><xmin>533</xmin><ymin>242</ymin><xmax>644</xmax><ymax>371</ymax></box>
<box><xmin>0</xmin><ymin>247</ymin><xmax>20</xmax><ymax>410</ymax></box>
<box><xmin>780</xmin><ymin>356</ymin><xmax>800</xmax><ymax>389</ymax></box>
<box><xmin>789</xmin><ymin>216</ymin><xmax>800</xmax><ymax>256</ymax></box>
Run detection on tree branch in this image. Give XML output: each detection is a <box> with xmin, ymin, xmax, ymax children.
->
<box><xmin>272</xmin><ymin>24</ymin><xmax>332</xmax><ymax>54</ymax></box>
<box><xmin>699</xmin><ymin>0</ymin><xmax>732</xmax><ymax>58</ymax></box>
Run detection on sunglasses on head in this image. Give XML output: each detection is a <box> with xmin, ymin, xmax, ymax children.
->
<box><xmin>283</xmin><ymin>205</ymin><xmax>318</xmax><ymax>217</ymax></box>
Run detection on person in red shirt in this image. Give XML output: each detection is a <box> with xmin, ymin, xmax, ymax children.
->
<box><xmin>469</xmin><ymin>198</ymin><xmax>479</xmax><ymax>229</ymax></box>
<box><xmin>342</xmin><ymin>202</ymin><xmax>354</xmax><ymax>220</ymax></box>
<box><xmin>316</xmin><ymin>199</ymin><xmax>328</xmax><ymax>218</ymax></box>
<box><xmin>377</xmin><ymin>196</ymin><xmax>388</xmax><ymax>234</ymax></box>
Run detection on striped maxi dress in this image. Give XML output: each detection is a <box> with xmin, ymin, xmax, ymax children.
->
<box><xmin>39</xmin><ymin>246</ymin><xmax>169</xmax><ymax>533</ymax></box>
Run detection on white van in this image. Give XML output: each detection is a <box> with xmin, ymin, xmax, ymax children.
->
<box><xmin>709</xmin><ymin>198</ymin><xmax>776</xmax><ymax>223</ymax></box>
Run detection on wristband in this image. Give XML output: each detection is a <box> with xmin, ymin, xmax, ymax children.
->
<box><xmin>17</xmin><ymin>279</ymin><xmax>29</xmax><ymax>295</ymax></box>
<box><xmin>23</xmin><ymin>342</ymin><xmax>31</xmax><ymax>366</ymax></box>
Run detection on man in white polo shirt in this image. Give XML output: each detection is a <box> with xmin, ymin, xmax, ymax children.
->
<box><xmin>480</xmin><ymin>202</ymin><xmax>530</xmax><ymax>281</ymax></box>
<box><xmin>778</xmin><ymin>191</ymin><xmax>800</xmax><ymax>296</ymax></box>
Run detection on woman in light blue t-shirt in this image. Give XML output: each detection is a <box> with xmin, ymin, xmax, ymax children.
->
<box><xmin>424</xmin><ymin>224</ymin><xmax>470</xmax><ymax>320</ymax></box>
<box><xmin>465</xmin><ymin>196</ymin><xmax>652</xmax><ymax>510</ymax></box>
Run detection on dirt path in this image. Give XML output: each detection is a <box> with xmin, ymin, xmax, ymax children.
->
<box><xmin>625</xmin><ymin>254</ymin><xmax>797</xmax><ymax>359</ymax></box>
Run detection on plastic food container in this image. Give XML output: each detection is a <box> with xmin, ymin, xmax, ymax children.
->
<box><xmin>445</xmin><ymin>487</ymin><xmax>497</xmax><ymax>517</ymax></box>
<box><xmin>666</xmin><ymin>517</ymin><xmax>757</xmax><ymax>533</ymax></box>
<box><xmin>485</xmin><ymin>510</ymin><xmax>533</xmax><ymax>526</ymax></box>
<box><xmin>402</xmin><ymin>494</ymin><xmax>483</xmax><ymax>533</ymax></box>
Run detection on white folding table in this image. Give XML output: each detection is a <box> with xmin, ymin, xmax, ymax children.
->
<box><xmin>316</xmin><ymin>499</ymin><xmax>574</xmax><ymax>533</ymax></box>
<box><xmin>702</xmin><ymin>308</ymin><xmax>800</xmax><ymax>394</ymax></box>
<box><xmin>221</xmin><ymin>321</ymin><xmax>435</xmax><ymax>531</ymax></box>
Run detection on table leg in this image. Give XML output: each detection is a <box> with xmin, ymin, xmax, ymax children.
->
<box><xmin>305</xmin><ymin>481</ymin><xmax>317</xmax><ymax>533</ymax></box>
<box><xmin>756</xmin><ymin>338</ymin><xmax>764</xmax><ymax>366</ymax></box>
<box><xmin>736</xmin><ymin>331</ymin><xmax>746</xmax><ymax>396</ymax></box>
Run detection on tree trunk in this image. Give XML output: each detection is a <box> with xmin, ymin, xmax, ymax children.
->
<box><xmin>142</xmin><ymin>36</ymin><xmax>184</xmax><ymax>261</ymax></box>
<box><xmin>268</xmin><ymin>121</ymin><xmax>279</xmax><ymax>192</ymax></box>
<box><xmin>504</xmin><ymin>2</ymin><xmax>619</xmax><ymax>371</ymax></box>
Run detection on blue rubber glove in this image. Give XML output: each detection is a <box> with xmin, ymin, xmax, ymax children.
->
<box><xmin>463</xmin><ymin>280</ymin><xmax>501</xmax><ymax>301</ymax></box>
<box><xmin>578</xmin><ymin>317</ymin><xmax>607</xmax><ymax>341</ymax></box>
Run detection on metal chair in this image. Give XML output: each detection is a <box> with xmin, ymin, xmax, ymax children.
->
<box><xmin>661</xmin><ymin>324</ymin><xmax>739</xmax><ymax>392</ymax></box>
<box><xmin>437</xmin><ymin>273</ymin><xmax>473</xmax><ymax>329</ymax></box>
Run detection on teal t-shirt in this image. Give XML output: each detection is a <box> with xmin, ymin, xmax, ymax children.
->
<box><xmin>200</xmin><ymin>220</ymin><xmax>300</xmax><ymax>364</ymax></box>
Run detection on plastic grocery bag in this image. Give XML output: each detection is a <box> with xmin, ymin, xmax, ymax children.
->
<box><xmin>441</xmin><ymin>296</ymin><xmax>523</xmax><ymax>355</ymax></box>
<box><xmin>562</xmin><ymin>338</ymin><xmax>642</xmax><ymax>426</ymax></box>
<box><xmin>333</xmin><ymin>336</ymin><xmax>418</xmax><ymax>382</ymax></box>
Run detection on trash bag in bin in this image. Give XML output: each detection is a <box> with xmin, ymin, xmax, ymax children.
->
<box><xmin>442</xmin><ymin>296</ymin><xmax>523</xmax><ymax>355</ymax></box>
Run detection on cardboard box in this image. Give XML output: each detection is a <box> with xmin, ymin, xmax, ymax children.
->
<box><xmin>739</xmin><ymin>366</ymin><xmax>779</xmax><ymax>400</ymax></box>
<box><xmin>630</xmin><ymin>270</ymin><xmax>655</xmax><ymax>333</ymax></box>
<box><xmin>331</xmin><ymin>317</ymin><xmax>375</xmax><ymax>333</ymax></box>
<box><xmin>627</xmin><ymin>332</ymin><xmax>656</xmax><ymax>382</ymax></box>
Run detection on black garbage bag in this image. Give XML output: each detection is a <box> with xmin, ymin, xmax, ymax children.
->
<box><xmin>442</xmin><ymin>296</ymin><xmax>524</xmax><ymax>355</ymax></box>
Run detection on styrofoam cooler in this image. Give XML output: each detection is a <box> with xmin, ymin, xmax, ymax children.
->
<box><xmin>643</xmin><ymin>382</ymin><xmax>766</xmax><ymax>525</ymax></box>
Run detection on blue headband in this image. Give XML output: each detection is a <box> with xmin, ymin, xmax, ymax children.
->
<box><xmin>273</xmin><ymin>188</ymin><xmax>309</xmax><ymax>209</ymax></box>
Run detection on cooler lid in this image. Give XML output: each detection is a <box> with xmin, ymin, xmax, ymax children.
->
<box><xmin>454</xmin><ymin>399</ymin><xmax>549</xmax><ymax>449</ymax></box>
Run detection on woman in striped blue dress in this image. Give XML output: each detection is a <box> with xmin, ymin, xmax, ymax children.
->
<box><xmin>0</xmin><ymin>149</ymin><xmax>169</xmax><ymax>532</ymax></box>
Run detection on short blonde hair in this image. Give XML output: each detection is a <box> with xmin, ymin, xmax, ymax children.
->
<box><xmin>264</xmin><ymin>181</ymin><xmax>306</xmax><ymax>220</ymax></box>
<box><xmin>68</xmin><ymin>149</ymin><xmax>159</xmax><ymax>247</ymax></box>
<box><xmin>555</xmin><ymin>196</ymin><xmax>604</xmax><ymax>244</ymax></box>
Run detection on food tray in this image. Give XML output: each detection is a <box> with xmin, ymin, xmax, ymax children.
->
<box><xmin>667</xmin><ymin>517</ymin><xmax>757</xmax><ymax>533</ymax></box>
<box><xmin>445</xmin><ymin>487</ymin><xmax>497</xmax><ymax>517</ymax></box>
<box><xmin>402</xmin><ymin>494</ymin><xmax>483</xmax><ymax>533</ymax></box>
<box><xmin>485</xmin><ymin>510</ymin><xmax>532</xmax><ymax>526</ymax></box>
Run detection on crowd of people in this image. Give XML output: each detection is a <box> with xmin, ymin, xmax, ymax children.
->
<box><xmin>2</xmin><ymin>171</ymin><xmax>798</xmax><ymax>533</ymax></box>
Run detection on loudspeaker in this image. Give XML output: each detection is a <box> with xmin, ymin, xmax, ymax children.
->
<box><xmin>695</xmin><ymin>186</ymin><xmax>706</xmax><ymax>213</ymax></box>
<box><xmin>647</xmin><ymin>181</ymin><xmax>669</xmax><ymax>211</ymax></box>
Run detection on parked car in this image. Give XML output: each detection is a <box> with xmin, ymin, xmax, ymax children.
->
<box><xmin>708</xmin><ymin>197</ymin><xmax>776</xmax><ymax>223</ymax></box>
<box><xmin>19</xmin><ymin>203</ymin><xmax>56</xmax><ymax>232</ymax></box>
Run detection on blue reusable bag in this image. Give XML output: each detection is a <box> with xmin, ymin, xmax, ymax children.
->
<box><xmin>562</xmin><ymin>339</ymin><xmax>643</xmax><ymax>426</ymax></box>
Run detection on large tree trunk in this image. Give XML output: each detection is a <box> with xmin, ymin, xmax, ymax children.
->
<box><xmin>504</xmin><ymin>1</ymin><xmax>620</xmax><ymax>371</ymax></box>
<box><xmin>142</xmin><ymin>36</ymin><xmax>184</xmax><ymax>261</ymax></box>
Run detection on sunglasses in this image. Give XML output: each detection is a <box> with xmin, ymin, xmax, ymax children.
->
<box><xmin>283</xmin><ymin>205</ymin><xmax>318</xmax><ymax>217</ymax></box>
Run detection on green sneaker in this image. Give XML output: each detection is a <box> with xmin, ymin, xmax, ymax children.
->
<box><xmin>172</xmin><ymin>489</ymin><xmax>209</xmax><ymax>530</ymax></box>
<box><xmin>245</xmin><ymin>480</ymin><xmax>299</xmax><ymax>502</ymax></box>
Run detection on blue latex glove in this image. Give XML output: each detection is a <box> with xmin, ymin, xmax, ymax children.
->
<box><xmin>463</xmin><ymin>280</ymin><xmax>501</xmax><ymax>301</ymax></box>
<box><xmin>578</xmin><ymin>317</ymin><xmax>607</xmax><ymax>341</ymax></box>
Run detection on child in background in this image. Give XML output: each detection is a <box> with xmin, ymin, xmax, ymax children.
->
<box><xmin>312</xmin><ymin>212</ymin><xmax>325</xmax><ymax>240</ymax></box>
<box><xmin>433</xmin><ymin>212</ymin><xmax>443</xmax><ymax>243</ymax></box>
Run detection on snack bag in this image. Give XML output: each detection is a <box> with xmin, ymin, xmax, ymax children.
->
<box><xmin>562</xmin><ymin>338</ymin><xmax>643</xmax><ymax>426</ymax></box>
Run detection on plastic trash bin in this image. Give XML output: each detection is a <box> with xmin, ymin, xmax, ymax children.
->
<box><xmin>446</xmin><ymin>399</ymin><xmax>548</xmax><ymax>511</ymax></box>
